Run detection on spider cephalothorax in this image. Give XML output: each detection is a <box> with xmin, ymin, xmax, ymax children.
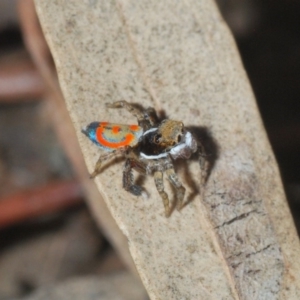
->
<box><xmin>82</xmin><ymin>100</ymin><xmax>206</xmax><ymax>217</ymax></box>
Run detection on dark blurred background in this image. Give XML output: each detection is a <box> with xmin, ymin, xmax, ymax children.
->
<box><xmin>0</xmin><ymin>0</ymin><xmax>299</xmax><ymax>299</ymax></box>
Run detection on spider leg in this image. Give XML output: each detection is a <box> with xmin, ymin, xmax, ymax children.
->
<box><xmin>123</xmin><ymin>158</ymin><xmax>143</xmax><ymax>196</ymax></box>
<box><xmin>144</xmin><ymin>106</ymin><xmax>159</xmax><ymax>127</ymax></box>
<box><xmin>106</xmin><ymin>100</ymin><xmax>145</xmax><ymax>124</ymax></box>
<box><xmin>106</xmin><ymin>100</ymin><xmax>158</xmax><ymax>130</ymax></box>
<box><xmin>154</xmin><ymin>171</ymin><xmax>171</xmax><ymax>217</ymax></box>
<box><xmin>90</xmin><ymin>148</ymin><xmax>125</xmax><ymax>178</ymax></box>
<box><xmin>165</xmin><ymin>167</ymin><xmax>186</xmax><ymax>211</ymax></box>
<box><xmin>197</xmin><ymin>142</ymin><xmax>209</xmax><ymax>186</ymax></box>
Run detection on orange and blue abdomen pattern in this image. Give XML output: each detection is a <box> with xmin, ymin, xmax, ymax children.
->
<box><xmin>82</xmin><ymin>122</ymin><xmax>143</xmax><ymax>151</ymax></box>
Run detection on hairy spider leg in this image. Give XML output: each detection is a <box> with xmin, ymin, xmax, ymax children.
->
<box><xmin>143</xmin><ymin>106</ymin><xmax>159</xmax><ymax>129</ymax></box>
<box><xmin>154</xmin><ymin>170</ymin><xmax>171</xmax><ymax>217</ymax></box>
<box><xmin>197</xmin><ymin>141</ymin><xmax>209</xmax><ymax>187</ymax></box>
<box><xmin>123</xmin><ymin>158</ymin><xmax>145</xmax><ymax>196</ymax></box>
<box><xmin>165</xmin><ymin>167</ymin><xmax>186</xmax><ymax>211</ymax></box>
<box><xmin>90</xmin><ymin>147</ymin><xmax>126</xmax><ymax>178</ymax></box>
<box><xmin>106</xmin><ymin>100</ymin><xmax>158</xmax><ymax>130</ymax></box>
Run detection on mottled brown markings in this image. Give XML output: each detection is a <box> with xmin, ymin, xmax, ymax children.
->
<box><xmin>215</xmin><ymin>209</ymin><xmax>259</xmax><ymax>229</ymax></box>
<box><xmin>246</xmin><ymin>269</ymin><xmax>261</xmax><ymax>275</ymax></box>
<box><xmin>245</xmin><ymin>244</ymin><xmax>274</xmax><ymax>258</ymax></box>
<box><xmin>227</xmin><ymin>244</ymin><xmax>275</xmax><ymax>262</ymax></box>
<box><xmin>204</xmin><ymin>171</ymin><xmax>284</xmax><ymax>299</ymax></box>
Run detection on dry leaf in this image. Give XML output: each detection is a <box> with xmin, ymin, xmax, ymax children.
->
<box><xmin>35</xmin><ymin>0</ymin><xmax>300</xmax><ymax>299</ymax></box>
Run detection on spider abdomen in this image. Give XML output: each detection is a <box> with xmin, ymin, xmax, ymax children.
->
<box><xmin>82</xmin><ymin>122</ymin><xmax>143</xmax><ymax>151</ymax></box>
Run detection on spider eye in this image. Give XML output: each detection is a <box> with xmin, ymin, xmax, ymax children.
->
<box><xmin>177</xmin><ymin>135</ymin><xmax>182</xmax><ymax>143</ymax></box>
<box><xmin>153</xmin><ymin>134</ymin><xmax>161</xmax><ymax>144</ymax></box>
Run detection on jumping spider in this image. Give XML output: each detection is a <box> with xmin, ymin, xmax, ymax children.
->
<box><xmin>82</xmin><ymin>100</ymin><xmax>207</xmax><ymax>217</ymax></box>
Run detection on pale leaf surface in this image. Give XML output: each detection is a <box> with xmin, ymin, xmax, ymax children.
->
<box><xmin>35</xmin><ymin>0</ymin><xmax>300</xmax><ymax>299</ymax></box>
